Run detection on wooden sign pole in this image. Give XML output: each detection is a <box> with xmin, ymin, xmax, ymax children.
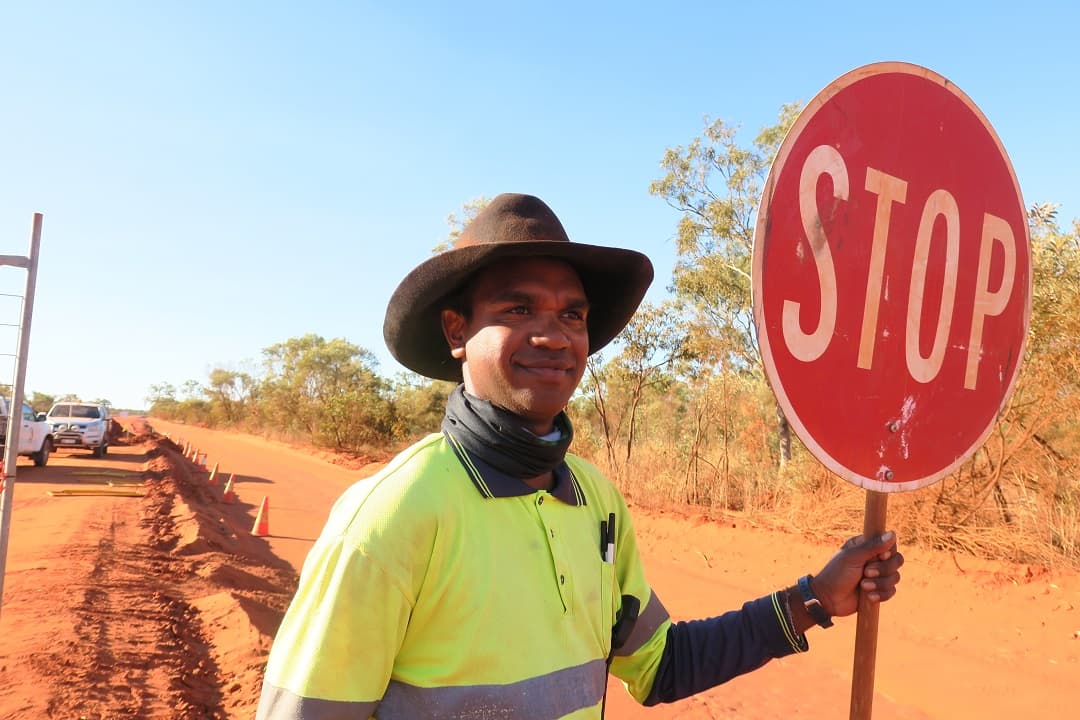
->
<box><xmin>849</xmin><ymin>489</ymin><xmax>888</xmax><ymax>719</ymax></box>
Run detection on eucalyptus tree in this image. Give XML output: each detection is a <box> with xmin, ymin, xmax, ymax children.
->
<box><xmin>205</xmin><ymin>368</ymin><xmax>257</xmax><ymax>424</ymax></box>
<box><xmin>260</xmin><ymin>334</ymin><xmax>394</xmax><ymax>449</ymax></box>
<box><xmin>581</xmin><ymin>300</ymin><xmax>687</xmax><ymax>474</ymax></box>
<box><xmin>649</xmin><ymin>104</ymin><xmax>801</xmax><ymax>466</ymax></box>
<box><xmin>29</xmin><ymin>392</ymin><xmax>54</xmax><ymax>414</ymax></box>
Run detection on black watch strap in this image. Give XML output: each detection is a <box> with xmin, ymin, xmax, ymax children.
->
<box><xmin>798</xmin><ymin>574</ymin><xmax>834</xmax><ymax>628</ymax></box>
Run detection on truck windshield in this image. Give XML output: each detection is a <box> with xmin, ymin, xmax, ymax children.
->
<box><xmin>49</xmin><ymin>405</ymin><xmax>101</xmax><ymax>419</ymax></box>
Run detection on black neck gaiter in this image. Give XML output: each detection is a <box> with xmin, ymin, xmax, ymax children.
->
<box><xmin>441</xmin><ymin>385</ymin><xmax>573</xmax><ymax>480</ymax></box>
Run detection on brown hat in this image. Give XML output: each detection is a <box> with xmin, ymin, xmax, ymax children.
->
<box><xmin>383</xmin><ymin>193</ymin><xmax>654</xmax><ymax>381</ymax></box>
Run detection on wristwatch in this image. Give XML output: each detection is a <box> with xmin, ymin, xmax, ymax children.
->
<box><xmin>797</xmin><ymin>574</ymin><xmax>834</xmax><ymax>628</ymax></box>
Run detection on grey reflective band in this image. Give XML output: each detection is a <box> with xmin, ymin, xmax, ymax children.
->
<box><xmin>613</xmin><ymin>591</ymin><xmax>669</xmax><ymax>657</ymax></box>
<box><xmin>256</xmin><ymin>683</ymin><xmax>378</xmax><ymax>719</ymax></box>
<box><xmin>797</xmin><ymin>574</ymin><xmax>833</xmax><ymax>628</ymax></box>
<box><xmin>258</xmin><ymin>660</ymin><xmax>608</xmax><ymax>720</ymax></box>
<box><xmin>378</xmin><ymin>659</ymin><xmax>607</xmax><ymax>719</ymax></box>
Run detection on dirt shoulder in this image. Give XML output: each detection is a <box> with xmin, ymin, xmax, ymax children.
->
<box><xmin>0</xmin><ymin>426</ymin><xmax>295</xmax><ymax>719</ymax></box>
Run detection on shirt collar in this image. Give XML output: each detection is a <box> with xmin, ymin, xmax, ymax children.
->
<box><xmin>444</xmin><ymin>430</ymin><xmax>586</xmax><ymax>506</ymax></box>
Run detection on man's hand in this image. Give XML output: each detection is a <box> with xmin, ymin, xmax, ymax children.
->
<box><xmin>812</xmin><ymin>531</ymin><xmax>904</xmax><ymax>619</ymax></box>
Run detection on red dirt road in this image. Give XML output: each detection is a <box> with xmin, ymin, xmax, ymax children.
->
<box><xmin>1</xmin><ymin>419</ymin><xmax>1077</xmax><ymax>719</ymax></box>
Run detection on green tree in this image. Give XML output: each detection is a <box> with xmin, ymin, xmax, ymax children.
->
<box><xmin>146</xmin><ymin>382</ymin><xmax>183</xmax><ymax>419</ymax></box>
<box><xmin>180</xmin><ymin>380</ymin><xmax>202</xmax><ymax>400</ymax></box>
<box><xmin>29</xmin><ymin>392</ymin><xmax>54</xmax><ymax>414</ymax></box>
<box><xmin>391</xmin><ymin>372</ymin><xmax>456</xmax><ymax>440</ymax></box>
<box><xmin>260</xmin><ymin>334</ymin><xmax>394</xmax><ymax>449</ymax></box>
<box><xmin>146</xmin><ymin>382</ymin><xmax>177</xmax><ymax>405</ymax></box>
<box><xmin>579</xmin><ymin>301</ymin><xmax>687</xmax><ymax>475</ymax></box>
<box><xmin>649</xmin><ymin>104</ymin><xmax>801</xmax><ymax>467</ymax></box>
<box><xmin>205</xmin><ymin>368</ymin><xmax>256</xmax><ymax>424</ymax></box>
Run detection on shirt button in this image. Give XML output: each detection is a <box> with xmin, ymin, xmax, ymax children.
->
<box><xmin>560</xmin><ymin>574</ymin><xmax>566</xmax><ymax>584</ymax></box>
<box><xmin>537</xmin><ymin>496</ymin><xmax>544</xmax><ymax>505</ymax></box>
<box><xmin>550</xmin><ymin>529</ymin><xmax>555</xmax><ymax>538</ymax></box>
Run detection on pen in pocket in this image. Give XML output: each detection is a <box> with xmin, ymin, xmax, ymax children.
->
<box><xmin>604</xmin><ymin>512</ymin><xmax>615</xmax><ymax>563</ymax></box>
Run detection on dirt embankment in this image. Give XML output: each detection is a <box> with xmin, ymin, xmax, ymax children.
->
<box><xmin>0</xmin><ymin>426</ymin><xmax>296</xmax><ymax>720</ymax></box>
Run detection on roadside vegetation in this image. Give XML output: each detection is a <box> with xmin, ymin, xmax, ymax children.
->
<box><xmin>148</xmin><ymin>106</ymin><xmax>1080</xmax><ymax>570</ymax></box>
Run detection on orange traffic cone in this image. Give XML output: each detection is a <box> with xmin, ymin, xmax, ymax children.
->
<box><xmin>252</xmin><ymin>496</ymin><xmax>270</xmax><ymax>536</ymax></box>
<box><xmin>222</xmin><ymin>474</ymin><xmax>236</xmax><ymax>503</ymax></box>
<box><xmin>208</xmin><ymin>462</ymin><xmax>220</xmax><ymax>486</ymax></box>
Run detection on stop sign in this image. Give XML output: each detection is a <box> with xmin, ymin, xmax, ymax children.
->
<box><xmin>753</xmin><ymin>62</ymin><xmax>1032</xmax><ymax>492</ymax></box>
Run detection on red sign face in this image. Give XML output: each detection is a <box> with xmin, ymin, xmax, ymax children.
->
<box><xmin>753</xmin><ymin>63</ymin><xmax>1031</xmax><ymax>492</ymax></box>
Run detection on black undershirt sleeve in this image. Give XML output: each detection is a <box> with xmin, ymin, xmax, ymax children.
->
<box><xmin>643</xmin><ymin>594</ymin><xmax>805</xmax><ymax>705</ymax></box>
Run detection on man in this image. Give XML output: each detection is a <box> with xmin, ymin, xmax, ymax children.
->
<box><xmin>256</xmin><ymin>193</ymin><xmax>904</xmax><ymax>719</ymax></box>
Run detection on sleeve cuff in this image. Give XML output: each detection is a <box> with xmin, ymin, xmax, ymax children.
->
<box><xmin>769</xmin><ymin>590</ymin><xmax>809</xmax><ymax>655</ymax></box>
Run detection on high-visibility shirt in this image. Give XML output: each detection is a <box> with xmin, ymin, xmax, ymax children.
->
<box><xmin>256</xmin><ymin>432</ymin><xmax>804</xmax><ymax>719</ymax></box>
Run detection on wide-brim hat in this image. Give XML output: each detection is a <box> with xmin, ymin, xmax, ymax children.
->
<box><xmin>384</xmin><ymin>193</ymin><xmax>654</xmax><ymax>381</ymax></box>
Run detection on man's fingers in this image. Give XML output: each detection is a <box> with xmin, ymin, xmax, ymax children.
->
<box><xmin>863</xmin><ymin>549</ymin><xmax>905</xmax><ymax>579</ymax></box>
<box><xmin>861</xmin><ymin>573</ymin><xmax>900</xmax><ymax>602</ymax></box>
<box><xmin>863</xmin><ymin>585</ymin><xmax>898</xmax><ymax>603</ymax></box>
<box><xmin>861</xmin><ymin>569</ymin><xmax>901</xmax><ymax>588</ymax></box>
<box><xmin>845</xmin><ymin>530</ymin><xmax>896</xmax><ymax>561</ymax></box>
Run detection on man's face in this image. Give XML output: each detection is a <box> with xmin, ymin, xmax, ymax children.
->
<box><xmin>441</xmin><ymin>257</ymin><xmax>590</xmax><ymax>434</ymax></box>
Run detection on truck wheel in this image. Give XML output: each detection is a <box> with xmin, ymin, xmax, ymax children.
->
<box><xmin>92</xmin><ymin>444</ymin><xmax>104</xmax><ymax>458</ymax></box>
<box><xmin>33</xmin><ymin>438</ymin><xmax>51</xmax><ymax>467</ymax></box>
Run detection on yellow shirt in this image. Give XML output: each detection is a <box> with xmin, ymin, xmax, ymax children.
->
<box><xmin>256</xmin><ymin>432</ymin><xmax>670</xmax><ymax>719</ymax></box>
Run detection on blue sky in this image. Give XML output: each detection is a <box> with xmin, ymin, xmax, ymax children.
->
<box><xmin>0</xmin><ymin>1</ymin><xmax>1076</xmax><ymax>410</ymax></box>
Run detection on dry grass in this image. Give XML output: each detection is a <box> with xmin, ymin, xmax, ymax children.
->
<box><xmin>587</xmin><ymin>444</ymin><xmax>1080</xmax><ymax>572</ymax></box>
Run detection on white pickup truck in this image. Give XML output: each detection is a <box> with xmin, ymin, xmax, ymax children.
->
<box><xmin>0</xmin><ymin>397</ymin><xmax>53</xmax><ymax>467</ymax></box>
<box><xmin>45</xmin><ymin>402</ymin><xmax>112</xmax><ymax>458</ymax></box>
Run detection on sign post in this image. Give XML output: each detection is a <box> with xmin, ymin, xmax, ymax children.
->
<box><xmin>752</xmin><ymin>63</ymin><xmax>1031</xmax><ymax>719</ymax></box>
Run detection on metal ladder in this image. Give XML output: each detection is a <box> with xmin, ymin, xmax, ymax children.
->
<box><xmin>0</xmin><ymin>213</ymin><xmax>44</xmax><ymax>620</ymax></box>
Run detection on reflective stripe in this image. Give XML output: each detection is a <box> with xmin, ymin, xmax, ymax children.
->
<box><xmin>444</xmin><ymin>429</ymin><xmax>587</xmax><ymax>506</ymax></box>
<box><xmin>770</xmin><ymin>590</ymin><xmax>808</xmax><ymax>653</ymax></box>
<box><xmin>614</xmin><ymin>592</ymin><xmax>669</xmax><ymax>657</ymax></box>
<box><xmin>255</xmin><ymin>682</ymin><xmax>378</xmax><ymax>720</ymax></box>
<box><xmin>444</xmin><ymin>431</ymin><xmax>494</xmax><ymax>498</ymax></box>
<box><xmin>376</xmin><ymin>658</ymin><xmax>607</xmax><ymax>719</ymax></box>
<box><xmin>567</xmin><ymin>466</ymin><xmax>587</xmax><ymax>505</ymax></box>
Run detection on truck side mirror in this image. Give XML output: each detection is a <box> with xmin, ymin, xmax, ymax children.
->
<box><xmin>36</xmin><ymin>413</ymin><xmax>46</xmax><ymax>422</ymax></box>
